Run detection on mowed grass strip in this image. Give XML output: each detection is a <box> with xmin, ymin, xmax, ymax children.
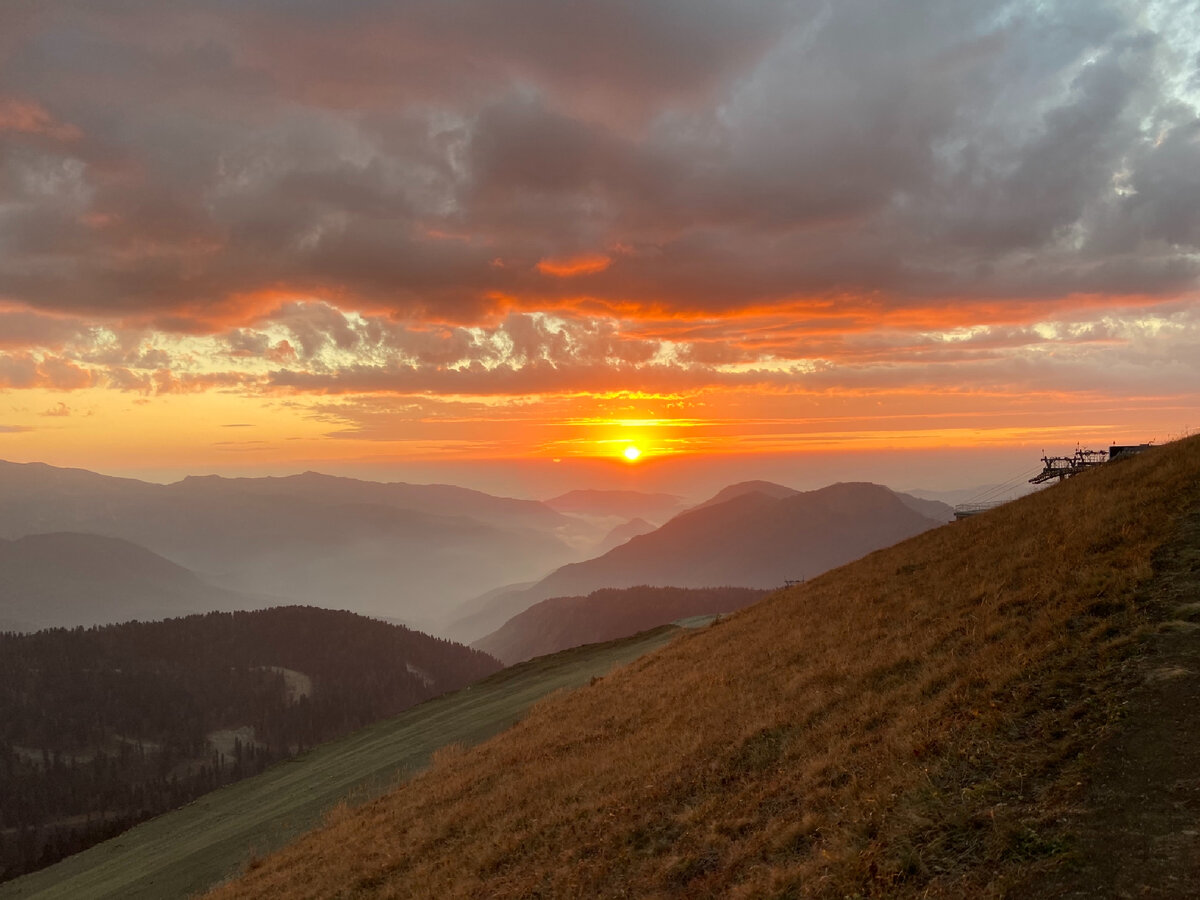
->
<box><xmin>209</xmin><ymin>435</ymin><xmax>1200</xmax><ymax>899</ymax></box>
<box><xmin>0</xmin><ymin>627</ymin><xmax>680</xmax><ymax>900</ymax></box>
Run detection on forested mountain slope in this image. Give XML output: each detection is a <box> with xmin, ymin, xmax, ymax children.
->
<box><xmin>0</xmin><ymin>628</ymin><xmax>677</xmax><ymax>900</ymax></box>
<box><xmin>0</xmin><ymin>607</ymin><xmax>499</xmax><ymax>882</ymax></box>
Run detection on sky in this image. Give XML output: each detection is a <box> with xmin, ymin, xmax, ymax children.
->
<box><xmin>1</xmin><ymin>0</ymin><xmax>1198</xmax><ymax>498</ymax></box>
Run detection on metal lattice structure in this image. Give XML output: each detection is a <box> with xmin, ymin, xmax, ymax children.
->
<box><xmin>951</xmin><ymin>442</ymin><xmax>1152</xmax><ymax>521</ymax></box>
<box><xmin>952</xmin><ymin>501</ymin><xmax>1004</xmax><ymax>520</ymax></box>
<box><xmin>1029</xmin><ymin>448</ymin><xmax>1109</xmax><ymax>484</ymax></box>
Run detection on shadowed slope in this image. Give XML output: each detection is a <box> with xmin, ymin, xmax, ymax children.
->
<box><xmin>475</xmin><ymin>585</ymin><xmax>768</xmax><ymax>664</ymax></box>
<box><xmin>208</xmin><ymin>436</ymin><xmax>1200</xmax><ymax>898</ymax></box>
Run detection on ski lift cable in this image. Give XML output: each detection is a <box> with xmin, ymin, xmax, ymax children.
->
<box><xmin>960</xmin><ymin>466</ymin><xmax>1043</xmax><ymax>506</ymax></box>
<box><xmin>966</xmin><ymin>469</ymin><xmax>1036</xmax><ymax>503</ymax></box>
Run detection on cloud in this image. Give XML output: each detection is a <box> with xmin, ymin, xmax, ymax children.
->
<box><xmin>0</xmin><ymin>352</ymin><xmax>94</xmax><ymax>390</ymax></box>
<box><xmin>0</xmin><ymin>295</ymin><xmax>1194</xmax><ymax>413</ymax></box>
<box><xmin>0</xmin><ymin>0</ymin><xmax>1196</xmax><ymax>438</ymax></box>
<box><xmin>0</xmin><ymin>97</ymin><xmax>81</xmax><ymax>141</ymax></box>
<box><xmin>536</xmin><ymin>254</ymin><xmax>612</xmax><ymax>277</ymax></box>
<box><xmin>0</xmin><ymin>0</ymin><xmax>1195</xmax><ymax>329</ymax></box>
<box><xmin>0</xmin><ymin>311</ymin><xmax>89</xmax><ymax>349</ymax></box>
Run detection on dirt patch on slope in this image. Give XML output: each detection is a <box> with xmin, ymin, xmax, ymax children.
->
<box><xmin>1026</xmin><ymin>509</ymin><xmax>1200</xmax><ymax>898</ymax></box>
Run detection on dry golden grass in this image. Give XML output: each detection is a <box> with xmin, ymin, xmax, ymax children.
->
<box><xmin>207</xmin><ymin>436</ymin><xmax>1200</xmax><ymax>899</ymax></box>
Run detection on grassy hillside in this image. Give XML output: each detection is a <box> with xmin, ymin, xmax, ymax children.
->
<box><xmin>0</xmin><ymin>626</ymin><xmax>679</xmax><ymax>900</ymax></box>
<box><xmin>207</xmin><ymin>436</ymin><xmax>1200</xmax><ymax>898</ymax></box>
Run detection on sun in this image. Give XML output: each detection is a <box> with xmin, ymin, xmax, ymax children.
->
<box><xmin>623</xmin><ymin>445</ymin><xmax>642</xmax><ymax>462</ymax></box>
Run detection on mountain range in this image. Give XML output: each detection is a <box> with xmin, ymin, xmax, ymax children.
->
<box><xmin>456</xmin><ymin>481</ymin><xmax>951</xmax><ymax>640</ymax></box>
<box><xmin>0</xmin><ymin>461</ymin><xmax>952</xmax><ymax>640</ymax></box>
<box><xmin>0</xmin><ymin>461</ymin><xmax>588</xmax><ymax>632</ymax></box>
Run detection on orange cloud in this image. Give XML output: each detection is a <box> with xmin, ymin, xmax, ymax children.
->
<box><xmin>0</xmin><ymin>98</ymin><xmax>81</xmax><ymax>141</ymax></box>
<box><xmin>0</xmin><ymin>353</ymin><xmax>94</xmax><ymax>390</ymax></box>
<box><xmin>536</xmin><ymin>254</ymin><xmax>612</xmax><ymax>278</ymax></box>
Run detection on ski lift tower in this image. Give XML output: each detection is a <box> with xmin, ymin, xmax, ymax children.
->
<box><xmin>1029</xmin><ymin>447</ymin><xmax>1108</xmax><ymax>484</ymax></box>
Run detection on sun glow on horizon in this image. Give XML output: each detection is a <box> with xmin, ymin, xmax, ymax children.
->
<box><xmin>623</xmin><ymin>445</ymin><xmax>642</xmax><ymax>462</ymax></box>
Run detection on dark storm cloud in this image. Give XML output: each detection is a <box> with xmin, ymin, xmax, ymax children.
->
<box><xmin>0</xmin><ymin>0</ymin><xmax>1197</xmax><ymax>329</ymax></box>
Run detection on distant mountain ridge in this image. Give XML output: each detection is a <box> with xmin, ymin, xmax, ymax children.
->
<box><xmin>595</xmin><ymin>517</ymin><xmax>658</xmax><ymax>554</ymax></box>
<box><xmin>180</xmin><ymin>471</ymin><xmax>567</xmax><ymax>528</ymax></box>
<box><xmin>0</xmin><ymin>460</ymin><xmax>586</xmax><ymax>630</ymax></box>
<box><xmin>0</xmin><ymin>461</ymin><xmax>953</xmax><ymax>638</ymax></box>
<box><xmin>688</xmin><ymin>479</ymin><xmax>801</xmax><ymax>511</ymax></box>
<box><xmin>690</xmin><ymin>479</ymin><xmax>954</xmax><ymax>522</ymax></box>
<box><xmin>0</xmin><ymin>532</ymin><xmax>267</xmax><ymax>632</ymax></box>
<box><xmin>473</xmin><ymin>482</ymin><xmax>950</xmax><ymax>624</ymax></box>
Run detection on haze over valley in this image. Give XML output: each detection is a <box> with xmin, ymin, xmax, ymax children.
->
<box><xmin>0</xmin><ymin>459</ymin><xmax>954</xmax><ymax>640</ymax></box>
<box><xmin>0</xmin><ymin>460</ymin><xmax>587</xmax><ymax>633</ymax></box>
